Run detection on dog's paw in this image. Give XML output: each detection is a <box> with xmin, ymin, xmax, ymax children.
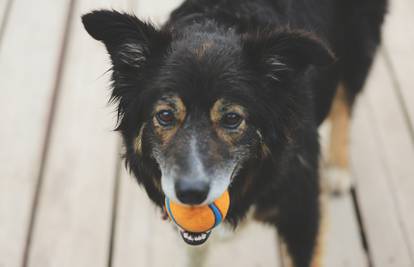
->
<box><xmin>321</xmin><ymin>166</ymin><xmax>353</xmax><ymax>195</ymax></box>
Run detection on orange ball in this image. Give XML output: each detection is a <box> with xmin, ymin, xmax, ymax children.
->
<box><xmin>165</xmin><ymin>191</ymin><xmax>230</xmax><ymax>233</ymax></box>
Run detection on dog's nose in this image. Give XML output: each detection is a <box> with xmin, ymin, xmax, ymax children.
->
<box><xmin>175</xmin><ymin>180</ymin><xmax>209</xmax><ymax>205</ymax></box>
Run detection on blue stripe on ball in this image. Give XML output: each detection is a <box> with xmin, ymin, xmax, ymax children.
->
<box><xmin>208</xmin><ymin>203</ymin><xmax>223</xmax><ymax>227</ymax></box>
<box><xmin>165</xmin><ymin>197</ymin><xmax>181</xmax><ymax>228</ymax></box>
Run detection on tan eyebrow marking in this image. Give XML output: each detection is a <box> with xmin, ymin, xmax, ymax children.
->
<box><xmin>152</xmin><ymin>94</ymin><xmax>186</xmax><ymax>145</ymax></box>
<box><xmin>210</xmin><ymin>99</ymin><xmax>247</xmax><ymax>144</ymax></box>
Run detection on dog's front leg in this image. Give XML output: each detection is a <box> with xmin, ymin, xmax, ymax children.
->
<box><xmin>323</xmin><ymin>84</ymin><xmax>352</xmax><ymax>195</ymax></box>
<box><xmin>277</xmin><ymin>191</ymin><xmax>323</xmax><ymax>267</ymax></box>
<box><xmin>255</xmin><ymin>165</ymin><xmax>322</xmax><ymax>266</ymax></box>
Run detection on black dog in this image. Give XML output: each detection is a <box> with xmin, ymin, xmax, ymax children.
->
<box><xmin>82</xmin><ymin>0</ymin><xmax>387</xmax><ymax>266</ymax></box>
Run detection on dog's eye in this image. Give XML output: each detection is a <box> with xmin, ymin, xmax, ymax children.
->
<box><xmin>156</xmin><ymin>110</ymin><xmax>175</xmax><ymax>126</ymax></box>
<box><xmin>221</xmin><ymin>112</ymin><xmax>243</xmax><ymax>129</ymax></box>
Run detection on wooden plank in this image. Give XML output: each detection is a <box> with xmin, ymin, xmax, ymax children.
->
<box><xmin>0</xmin><ymin>0</ymin><xmax>11</xmax><ymax>34</ymax></box>
<box><xmin>112</xmin><ymin>169</ymin><xmax>187</xmax><ymax>267</ymax></box>
<box><xmin>25</xmin><ymin>1</ymin><xmax>133</xmax><ymax>267</ymax></box>
<box><xmin>318</xmin><ymin>120</ymin><xmax>368</xmax><ymax>267</ymax></box>
<box><xmin>364</xmin><ymin>52</ymin><xmax>414</xmax><ymax>260</ymax></box>
<box><xmin>0</xmin><ymin>1</ymin><xmax>71</xmax><ymax>266</ymax></box>
<box><xmin>383</xmin><ymin>0</ymin><xmax>414</xmax><ymax>129</ymax></box>
<box><xmin>0</xmin><ymin>0</ymin><xmax>9</xmax><ymax>13</ymax></box>
<box><xmin>322</xmin><ymin>194</ymin><xmax>368</xmax><ymax>267</ymax></box>
<box><xmin>133</xmin><ymin>0</ymin><xmax>183</xmax><ymax>25</ymax></box>
<box><xmin>350</xmin><ymin>55</ymin><xmax>413</xmax><ymax>267</ymax></box>
<box><xmin>111</xmin><ymin>169</ymin><xmax>154</xmax><ymax>267</ymax></box>
<box><xmin>206</xmin><ymin>222</ymin><xmax>280</xmax><ymax>267</ymax></box>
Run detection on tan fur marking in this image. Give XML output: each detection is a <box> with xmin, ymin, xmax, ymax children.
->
<box><xmin>210</xmin><ymin>99</ymin><xmax>225</xmax><ymax>123</ymax></box>
<box><xmin>153</xmin><ymin>95</ymin><xmax>186</xmax><ymax>145</ymax></box>
<box><xmin>311</xmin><ymin>195</ymin><xmax>327</xmax><ymax>267</ymax></box>
<box><xmin>134</xmin><ymin>123</ymin><xmax>146</xmax><ymax>154</ymax></box>
<box><xmin>210</xmin><ymin>99</ymin><xmax>247</xmax><ymax>145</ymax></box>
<box><xmin>280</xmin><ymin>241</ymin><xmax>295</xmax><ymax>267</ymax></box>
<box><xmin>153</xmin><ymin>118</ymin><xmax>178</xmax><ymax>145</ymax></box>
<box><xmin>173</xmin><ymin>96</ymin><xmax>186</xmax><ymax>123</ymax></box>
<box><xmin>328</xmin><ymin>84</ymin><xmax>350</xmax><ymax>169</ymax></box>
<box><xmin>153</xmin><ymin>177</ymin><xmax>162</xmax><ymax>191</ymax></box>
<box><xmin>195</xmin><ymin>41</ymin><xmax>214</xmax><ymax>59</ymax></box>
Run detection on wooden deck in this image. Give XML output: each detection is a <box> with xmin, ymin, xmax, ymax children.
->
<box><xmin>0</xmin><ymin>0</ymin><xmax>413</xmax><ymax>266</ymax></box>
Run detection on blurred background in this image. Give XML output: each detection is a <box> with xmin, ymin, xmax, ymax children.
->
<box><xmin>0</xmin><ymin>0</ymin><xmax>413</xmax><ymax>266</ymax></box>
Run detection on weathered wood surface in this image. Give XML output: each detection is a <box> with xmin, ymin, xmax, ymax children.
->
<box><xmin>133</xmin><ymin>0</ymin><xmax>183</xmax><ymax>24</ymax></box>
<box><xmin>365</xmin><ymin>51</ymin><xmax>414</xmax><ymax>264</ymax></box>
<box><xmin>381</xmin><ymin>0</ymin><xmax>414</xmax><ymax>259</ymax></box>
<box><xmin>0</xmin><ymin>0</ymin><xmax>11</xmax><ymax>39</ymax></box>
<box><xmin>383</xmin><ymin>0</ymin><xmax>414</xmax><ymax>129</ymax></box>
<box><xmin>25</xmin><ymin>1</ymin><xmax>132</xmax><ymax>266</ymax></box>
<box><xmin>318</xmin><ymin>123</ymin><xmax>368</xmax><ymax>267</ymax></box>
<box><xmin>322</xmin><ymin>193</ymin><xmax>368</xmax><ymax>267</ymax></box>
<box><xmin>351</xmin><ymin>54</ymin><xmax>413</xmax><ymax>267</ymax></box>
<box><xmin>0</xmin><ymin>1</ymin><xmax>72</xmax><ymax>266</ymax></box>
<box><xmin>112</xmin><ymin>168</ymin><xmax>188</xmax><ymax>267</ymax></box>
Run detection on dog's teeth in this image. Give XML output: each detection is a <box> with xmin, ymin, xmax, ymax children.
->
<box><xmin>180</xmin><ymin>230</ymin><xmax>211</xmax><ymax>244</ymax></box>
<box><xmin>185</xmin><ymin>233</ymin><xmax>193</xmax><ymax>241</ymax></box>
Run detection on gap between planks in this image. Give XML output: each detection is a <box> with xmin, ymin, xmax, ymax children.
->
<box><xmin>0</xmin><ymin>0</ymin><xmax>75</xmax><ymax>266</ymax></box>
<box><xmin>364</xmin><ymin>51</ymin><xmax>414</xmax><ymax>264</ymax></box>
<box><xmin>107</xmin><ymin>142</ymin><xmax>123</xmax><ymax>267</ymax></box>
<box><xmin>23</xmin><ymin>0</ymin><xmax>132</xmax><ymax>266</ymax></box>
<box><xmin>22</xmin><ymin>1</ymin><xmax>78</xmax><ymax>266</ymax></box>
<box><xmin>351</xmin><ymin>53</ymin><xmax>414</xmax><ymax>267</ymax></box>
<box><xmin>0</xmin><ymin>0</ymin><xmax>13</xmax><ymax>47</ymax></box>
<box><xmin>381</xmin><ymin>48</ymin><xmax>414</xmax><ymax>146</ymax></box>
<box><xmin>382</xmin><ymin>0</ymin><xmax>414</xmax><ymax>140</ymax></box>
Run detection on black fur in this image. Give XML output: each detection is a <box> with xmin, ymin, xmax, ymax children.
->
<box><xmin>82</xmin><ymin>1</ymin><xmax>387</xmax><ymax>266</ymax></box>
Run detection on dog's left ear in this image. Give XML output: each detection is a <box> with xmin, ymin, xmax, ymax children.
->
<box><xmin>82</xmin><ymin>10</ymin><xmax>170</xmax><ymax>68</ymax></box>
<box><xmin>242</xmin><ymin>29</ymin><xmax>335</xmax><ymax>79</ymax></box>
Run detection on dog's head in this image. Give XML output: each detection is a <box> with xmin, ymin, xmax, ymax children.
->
<box><xmin>82</xmin><ymin>10</ymin><xmax>333</xmax><ymax>214</ymax></box>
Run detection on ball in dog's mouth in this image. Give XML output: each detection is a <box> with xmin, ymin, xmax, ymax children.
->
<box><xmin>164</xmin><ymin>191</ymin><xmax>230</xmax><ymax>246</ymax></box>
<box><xmin>179</xmin><ymin>229</ymin><xmax>211</xmax><ymax>246</ymax></box>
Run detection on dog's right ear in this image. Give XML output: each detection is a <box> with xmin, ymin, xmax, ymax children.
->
<box><xmin>82</xmin><ymin>10</ymin><xmax>170</xmax><ymax>68</ymax></box>
<box><xmin>242</xmin><ymin>29</ymin><xmax>335</xmax><ymax>80</ymax></box>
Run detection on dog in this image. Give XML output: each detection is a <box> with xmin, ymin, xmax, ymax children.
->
<box><xmin>82</xmin><ymin>0</ymin><xmax>387</xmax><ymax>266</ymax></box>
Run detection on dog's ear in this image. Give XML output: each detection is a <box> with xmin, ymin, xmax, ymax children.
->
<box><xmin>82</xmin><ymin>10</ymin><xmax>170</xmax><ymax>68</ymax></box>
<box><xmin>242</xmin><ymin>29</ymin><xmax>335</xmax><ymax>80</ymax></box>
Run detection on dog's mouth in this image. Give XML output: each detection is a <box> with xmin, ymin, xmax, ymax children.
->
<box><xmin>179</xmin><ymin>229</ymin><xmax>211</xmax><ymax>246</ymax></box>
<box><xmin>162</xmin><ymin>209</ymin><xmax>212</xmax><ymax>246</ymax></box>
